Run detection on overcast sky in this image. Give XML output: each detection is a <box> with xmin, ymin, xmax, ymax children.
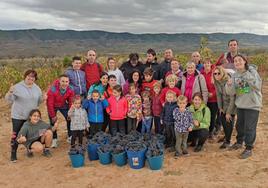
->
<box><xmin>1</xmin><ymin>0</ymin><xmax>268</xmax><ymax>35</ymax></box>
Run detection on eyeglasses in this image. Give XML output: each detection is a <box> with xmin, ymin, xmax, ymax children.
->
<box><xmin>214</xmin><ymin>72</ymin><xmax>221</xmax><ymax>76</ymax></box>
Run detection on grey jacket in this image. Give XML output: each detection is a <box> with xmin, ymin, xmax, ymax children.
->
<box><xmin>181</xmin><ymin>70</ymin><xmax>208</xmax><ymax>104</ymax></box>
<box><xmin>68</xmin><ymin>108</ymin><xmax>89</xmax><ymax>131</ymax></box>
<box><xmin>215</xmin><ymin>79</ymin><xmax>236</xmax><ymax>115</ymax></box>
<box><xmin>5</xmin><ymin>81</ymin><xmax>42</xmax><ymax>120</ymax></box>
<box><xmin>225</xmin><ymin>65</ymin><xmax>262</xmax><ymax>111</ymax></box>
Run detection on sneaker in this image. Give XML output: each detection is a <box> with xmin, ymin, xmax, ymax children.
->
<box><xmin>67</xmin><ymin>136</ymin><xmax>72</xmax><ymax>144</ymax></box>
<box><xmin>11</xmin><ymin>151</ymin><xmax>17</xmax><ymax>162</ymax></box>
<box><xmin>182</xmin><ymin>150</ymin><xmax>189</xmax><ymax>156</ymax></box>
<box><xmin>240</xmin><ymin>149</ymin><xmax>252</xmax><ymax>159</ymax></box>
<box><xmin>168</xmin><ymin>147</ymin><xmax>175</xmax><ymax>153</ymax></box>
<box><xmin>194</xmin><ymin>145</ymin><xmax>203</xmax><ymax>152</ymax></box>
<box><xmin>219</xmin><ymin>142</ymin><xmax>231</xmax><ymax>149</ymax></box>
<box><xmin>43</xmin><ymin>149</ymin><xmax>52</xmax><ymax>157</ymax></box>
<box><xmin>51</xmin><ymin>139</ymin><xmax>58</xmax><ymax>148</ymax></box>
<box><xmin>27</xmin><ymin>151</ymin><xmax>34</xmax><ymax>158</ymax></box>
<box><xmin>174</xmin><ymin>151</ymin><xmax>181</xmax><ymax>158</ymax></box>
<box><xmin>230</xmin><ymin>143</ymin><xmax>242</xmax><ymax>150</ymax></box>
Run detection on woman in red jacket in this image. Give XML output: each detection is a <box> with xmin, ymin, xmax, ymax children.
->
<box><xmin>106</xmin><ymin>85</ymin><xmax>128</xmax><ymax>136</ymax></box>
<box><xmin>201</xmin><ymin>58</ymin><xmax>218</xmax><ymax>138</ymax></box>
<box><xmin>46</xmin><ymin>74</ymin><xmax>75</xmax><ymax>148</ymax></box>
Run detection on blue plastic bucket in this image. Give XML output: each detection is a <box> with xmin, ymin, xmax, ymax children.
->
<box><xmin>112</xmin><ymin>152</ymin><xmax>127</xmax><ymax>167</ymax></box>
<box><xmin>147</xmin><ymin>154</ymin><xmax>164</xmax><ymax>170</ymax></box>
<box><xmin>126</xmin><ymin>147</ymin><xmax>147</xmax><ymax>169</ymax></box>
<box><xmin>98</xmin><ymin>151</ymin><xmax>112</xmax><ymax>165</ymax></box>
<box><xmin>87</xmin><ymin>143</ymin><xmax>100</xmax><ymax>161</ymax></box>
<box><xmin>69</xmin><ymin>154</ymin><xmax>85</xmax><ymax>168</ymax></box>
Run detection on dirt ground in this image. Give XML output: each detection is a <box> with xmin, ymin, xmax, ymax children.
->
<box><xmin>0</xmin><ymin>83</ymin><xmax>267</xmax><ymax>188</ymax></box>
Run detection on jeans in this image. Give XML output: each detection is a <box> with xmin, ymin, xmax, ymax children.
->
<box><xmin>71</xmin><ymin>130</ymin><xmax>84</xmax><ymax>147</ymax></box>
<box><xmin>141</xmin><ymin>116</ymin><xmax>152</xmax><ymax>134</ymax></box>
<box><xmin>207</xmin><ymin>102</ymin><xmax>218</xmax><ymax>134</ymax></box>
<box><xmin>11</xmin><ymin>119</ymin><xmax>26</xmax><ymax>152</ymax></box>
<box><xmin>164</xmin><ymin>123</ymin><xmax>176</xmax><ymax>148</ymax></box>
<box><xmin>175</xmin><ymin>132</ymin><xmax>189</xmax><ymax>153</ymax></box>
<box><xmin>221</xmin><ymin>113</ymin><xmax>235</xmax><ymax>143</ymax></box>
<box><xmin>49</xmin><ymin>108</ymin><xmax>71</xmax><ymax>139</ymax></box>
<box><xmin>236</xmin><ymin>108</ymin><xmax>259</xmax><ymax>150</ymax></box>
<box><xmin>89</xmin><ymin>122</ymin><xmax>103</xmax><ymax>137</ymax></box>
<box><xmin>154</xmin><ymin>116</ymin><xmax>163</xmax><ymax>134</ymax></box>
<box><xmin>127</xmin><ymin>117</ymin><xmax>137</xmax><ymax>134</ymax></box>
<box><xmin>188</xmin><ymin>129</ymin><xmax>209</xmax><ymax>146</ymax></box>
<box><xmin>109</xmin><ymin>119</ymin><xmax>126</xmax><ymax>136</ymax></box>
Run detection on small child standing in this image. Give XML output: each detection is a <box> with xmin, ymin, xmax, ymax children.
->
<box><xmin>173</xmin><ymin>95</ymin><xmax>193</xmax><ymax>157</ymax></box>
<box><xmin>68</xmin><ymin>96</ymin><xmax>90</xmax><ymax>148</ymax></box>
<box><xmin>141</xmin><ymin>91</ymin><xmax>152</xmax><ymax>134</ymax></box>
<box><xmin>125</xmin><ymin>83</ymin><xmax>142</xmax><ymax>134</ymax></box>
<box><xmin>152</xmin><ymin>82</ymin><xmax>163</xmax><ymax>134</ymax></box>
<box><xmin>160</xmin><ymin>91</ymin><xmax>177</xmax><ymax>151</ymax></box>
<box><xmin>106</xmin><ymin>85</ymin><xmax>128</xmax><ymax>136</ymax></box>
<box><xmin>82</xmin><ymin>90</ymin><xmax>108</xmax><ymax>137</ymax></box>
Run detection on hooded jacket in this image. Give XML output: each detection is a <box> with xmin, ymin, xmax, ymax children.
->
<box><xmin>65</xmin><ymin>68</ymin><xmax>87</xmax><ymax>96</ymax></box>
<box><xmin>225</xmin><ymin>65</ymin><xmax>262</xmax><ymax>111</ymax></box>
<box><xmin>189</xmin><ymin>103</ymin><xmax>211</xmax><ymax>130</ymax></box>
<box><xmin>82</xmin><ymin>99</ymin><xmax>109</xmax><ymax>123</ymax></box>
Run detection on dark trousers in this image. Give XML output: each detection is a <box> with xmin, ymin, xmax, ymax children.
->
<box><xmin>102</xmin><ymin>111</ymin><xmax>109</xmax><ymax>132</ymax></box>
<box><xmin>188</xmin><ymin>129</ymin><xmax>209</xmax><ymax>146</ymax></box>
<box><xmin>236</xmin><ymin>108</ymin><xmax>259</xmax><ymax>150</ymax></box>
<box><xmin>154</xmin><ymin>116</ymin><xmax>163</xmax><ymax>134</ymax></box>
<box><xmin>11</xmin><ymin>119</ymin><xmax>26</xmax><ymax>152</ymax></box>
<box><xmin>215</xmin><ymin>110</ymin><xmax>222</xmax><ymax>131</ymax></box>
<box><xmin>89</xmin><ymin>122</ymin><xmax>103</xmax><ymax>137</ymax></box>
<box><xmin>164</xmin><ymin>123</ymin><xmax>175</xmax><ymax>148</ymax></box>
<box><xmin>221</xmin><ymin>113</ymin><xmax>235</xmax><ymax>143</ymax></box>
<box><xmin>71</xmin><ymin>130</ymin><xmax>84</xmax><ymax>147</ymax></box>
<box><xmin>207</xmin><ymin>102</ymin><xmax>218</xmax><ymax>134</ymax></box>
<box><xmin>49</xmin><ymin>108</ymin><xmax>71</xmax><ymax>139</ymax></box>
<box><xmin>110</xmin><ymin>119</ymin><xmax>126</xmax><ymax>136</ymax></box>
<box><xmin>127</xmin><ymin>117</ymin><xmax>137</xmax><ymax>134</ymax></box>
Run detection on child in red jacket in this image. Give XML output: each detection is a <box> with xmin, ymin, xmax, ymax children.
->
<box><xmin>106</xmin><ymin>85</ymin><xmax>128</xmax><ymax>136</ymax></box>
<box><xmin>160</xmin><ymin>74</ymin><xmax>181</xmax><ymax>106</ymax></box>
<box><xmin>141</xmin><ymin>67</ymin><xmax>158</xmax><ymax>96</ymax></box>
<box><xmin>152</xmin><ymin>81</ymin><xmax>163</xmax><ymax>134</ymax></box>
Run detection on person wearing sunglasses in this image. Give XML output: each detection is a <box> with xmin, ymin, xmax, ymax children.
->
<box><xmin>213</xmin><ymin>66</ymin><xmax>236</xmax><ymax>149</ymax></box>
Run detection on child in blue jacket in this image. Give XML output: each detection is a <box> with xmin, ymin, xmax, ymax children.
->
<box><xmin>82</xmin><ymin>90</ymin><xmax>108</xmax><ymax>137</ymax></box>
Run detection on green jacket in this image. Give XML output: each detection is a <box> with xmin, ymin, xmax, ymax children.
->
<box><xmin>189</xmin><ymin>104</ymin><xmax>211</xmax><ymax>130</ymax></box>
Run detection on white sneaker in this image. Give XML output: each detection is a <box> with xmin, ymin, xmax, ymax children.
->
<box><xmin>67</xmin><ymin>136</ymin><xmax>72</xmax><ymax>144</ymax></box>
<box><xmin>51</xmin><ymin>139</ymin><xmax>58</xmax><ymax>148</ymax></box>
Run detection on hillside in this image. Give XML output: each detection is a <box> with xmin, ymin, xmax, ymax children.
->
<box><xmin>0</xmin><ymin>29</ymin><xmax>268</xmax><ymax>58</ymax></box>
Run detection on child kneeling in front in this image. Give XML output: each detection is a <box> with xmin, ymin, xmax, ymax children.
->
<box><xmin>173</xmin><ymin>95</ymin><xmax>193</xmax><ymax>158</ymax></box>
<box><xmin>17</xmin><ymin>109</ymin><xmax>58</xmax><ymax>159</ymax></box>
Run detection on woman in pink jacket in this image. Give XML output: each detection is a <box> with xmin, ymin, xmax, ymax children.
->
<box><xmin>106</xmin><ymin>85</ymin><xmax>128</xmax><ymax>136</ymax></box>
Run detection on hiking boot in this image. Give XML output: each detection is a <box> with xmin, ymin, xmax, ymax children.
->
<box><xmin>51</xmin><ymin>139</ymin><xmax>58</xmax><ymax>148</ymax></box>
<box><xmin>11</xmin><ymin>151</ymin><xmax>17</xmax><ymax>162</ymax></box>
<box><xmin>194</xmin><ymin>145</ymin><xmax>203</xmax><ymax>152</ymax></box>
<box><xmin>43</xmin><ymin>149</ymin><xmax>52</xmax><ymax>157</ymax></box>
<box><xmin>230</xmin><ymin>143</ymin><xmax>242</xmax><ymax>150</ymax></box>
<box><xmin>219</xmin><ymin>142</ymin><xmax>231</xmax><ymax>149</ymax></box>
<box><xmin>240</xmin><ymin>149</ymin><xmax>252</xmax><ymax>159</ymax></box>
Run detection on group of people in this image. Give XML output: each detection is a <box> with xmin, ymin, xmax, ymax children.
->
<box><xmin>5</xmin><ymin>39</ymin><xmax>262</xmax><ymax>163</ymax></box>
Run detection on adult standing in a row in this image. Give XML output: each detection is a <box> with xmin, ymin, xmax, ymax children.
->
<box><xmin>142</xmin><ymin>48</ymin><xmax>160</xmax><ymax>80</ymax></box>
<box><xmin>226</xmin><ymin>54</ymin><xmax>262</xmax><ymax>159</ymax></box>
<box><xmin>120</xmin><ymin>53</ymin><xmax>144</xmax><ymax>80</ymax></box>
<box><xmin>5</xmin><ymin>70</ymin><xmax>42</xmax><ymax>162</ymax></box>
<box><xmin>81</xmin><ymin>50</ymin><xmax>104</xmax><ymax>90</ymax></box>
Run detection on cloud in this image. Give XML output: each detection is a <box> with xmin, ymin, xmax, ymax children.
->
<box><xmin>0</xmin><ymin>0</ymin><xmax>268</xmax><ymax>34</ymax></box>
